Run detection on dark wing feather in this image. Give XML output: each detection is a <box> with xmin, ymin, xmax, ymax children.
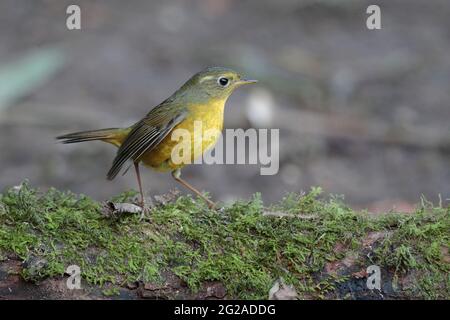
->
<box><xmin>107</xmin><ymin>102</ymin><xmax>187</xmax><ymax>180</ymax></box>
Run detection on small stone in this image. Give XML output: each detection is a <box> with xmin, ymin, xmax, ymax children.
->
<box><xmin>206</xmin><ymin>282</ymin><xmax>226</xmax><ymax>299</ymax></box>
<box><xmin>268</xmin><ymin>278</ymin><xmax>298</xmax><ymax>300</ymax></box>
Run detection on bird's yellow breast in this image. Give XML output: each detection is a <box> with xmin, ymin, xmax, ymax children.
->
<box><xmin>139</xmin><ymin>99</ymin><xmax>226</xmax><ymax>171</ymax></box>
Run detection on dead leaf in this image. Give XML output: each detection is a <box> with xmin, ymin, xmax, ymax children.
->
<box><xmin>352</xmin><ymin>269</ymin><xmax>368</xmax><ymax>279</ymax></box>
<box><xmin>198</xmin><ymin>282</ymin><xmax>227</xmax><ymax>299</ymax></box>
<box><xmin>102</xmin><ymin>202</ymin><xmax>142</xmax><ymax>217</ymax></box>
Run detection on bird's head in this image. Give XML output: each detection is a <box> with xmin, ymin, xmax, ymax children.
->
<box><xmin>179</xmin><ymin>67</ymin><xmax>257</xmax><ymax>102</ymax></box>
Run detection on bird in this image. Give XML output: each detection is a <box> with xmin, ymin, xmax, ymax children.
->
<box><xmin>57</xmin><ymin>67</ymin><xmax>257</xmax><ymax>211</ymax></box>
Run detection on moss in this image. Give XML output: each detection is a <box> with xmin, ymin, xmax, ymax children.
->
<box><xmin>0</xmin><ymin>182</ymin><xmax>448</xmax><ymax>299</ymax></box>
<box><xmin>102</xmin><ymin>287</ymin><xmax>120</xmax><ymax>297</ymax></box>
<box><xmin>371</xmin><ymin>198</ymin><xmax>449</xmax><ymax>298</ymax></box>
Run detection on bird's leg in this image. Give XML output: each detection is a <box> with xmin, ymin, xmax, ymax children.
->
<box><xmin>171</xmin><ymin>169</ymin><xmax>216</xmax><ymax>209</ymax></box>
<box><xmin>134</xmin><ymin>162</ymin><xmax>145</xmax><ymax>207</ymax></box>
<box><xmin>134</xmin><ymin>162</ymin><xmax>147</xmax><ymax>220</ymax></box>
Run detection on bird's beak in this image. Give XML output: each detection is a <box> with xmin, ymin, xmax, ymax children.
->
<box><xmin>236</xmin><ymin>79</ymin><xmax>258</xmax><ymax>85</ymax></box>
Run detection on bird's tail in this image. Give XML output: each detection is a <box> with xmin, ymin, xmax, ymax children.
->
<box><xmin>56</xmin><ymin>128</ymin><xmax>128</xmax><ymax>147</ymax></box>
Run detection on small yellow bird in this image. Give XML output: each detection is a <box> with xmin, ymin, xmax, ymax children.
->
<box><xmin>57</xmin><ymin>67</ymin><xmax>257</xmax><ymax>209</ymax></box>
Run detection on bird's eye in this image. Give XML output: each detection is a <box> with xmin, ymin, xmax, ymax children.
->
<box><xmin>218</xmin><ymin>77</ymin><xmax>229</xmax><ymax>87</ymax></box>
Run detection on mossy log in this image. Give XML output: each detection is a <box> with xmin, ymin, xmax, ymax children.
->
<box><xmin>0</xmin><ymin>183</ymin><xmax>448</xmax><ymax>299</ymax></box>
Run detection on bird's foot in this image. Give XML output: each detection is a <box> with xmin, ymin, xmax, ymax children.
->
<box><xmin>138</xmin><ymin>201</ymin><xmax>153</xmax><ymax>221</ymax></box>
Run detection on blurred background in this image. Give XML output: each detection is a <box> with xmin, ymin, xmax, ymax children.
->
<box><xmin>0</xmin><ymin>0</ymin><xmax>449</xmax><ymax>211</ymax></box>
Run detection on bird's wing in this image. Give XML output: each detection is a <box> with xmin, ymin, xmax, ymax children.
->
<box><xmin>107</xmin><ymin>102</ymin><xmax>188</xmax><ymax>180</ymax></box>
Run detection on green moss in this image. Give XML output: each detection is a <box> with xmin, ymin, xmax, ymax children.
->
<box><xmin>102</xmin><ymin>287</ymin><xmax>120</xmax><ymax>297</ymax></box>
<box><xmin>371</xmin><ymin>199</ymin><xmax>449</xmax><ymax>298</ymax></box>
<box><xmin>0</xmin><ymin>182</ymin><xmax>448</xmax><ymax>299</ymax></box>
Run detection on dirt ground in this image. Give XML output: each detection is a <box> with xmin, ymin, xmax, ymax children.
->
<box><xmin>0</xmin><ymin>0</ymin><xmax>449</xmax><ymax>208</ymax></box>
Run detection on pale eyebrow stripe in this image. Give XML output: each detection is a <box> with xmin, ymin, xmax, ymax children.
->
<box><xmin>199</xmin><ymin>75</ymin><xmax>215</xmax><ymax>84</ymax></box>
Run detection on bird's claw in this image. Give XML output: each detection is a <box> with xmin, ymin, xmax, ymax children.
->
<box><xmin>138</xmin><ymin>201</ymin><xmax>152</xmax><ymax>221</ymax></box>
